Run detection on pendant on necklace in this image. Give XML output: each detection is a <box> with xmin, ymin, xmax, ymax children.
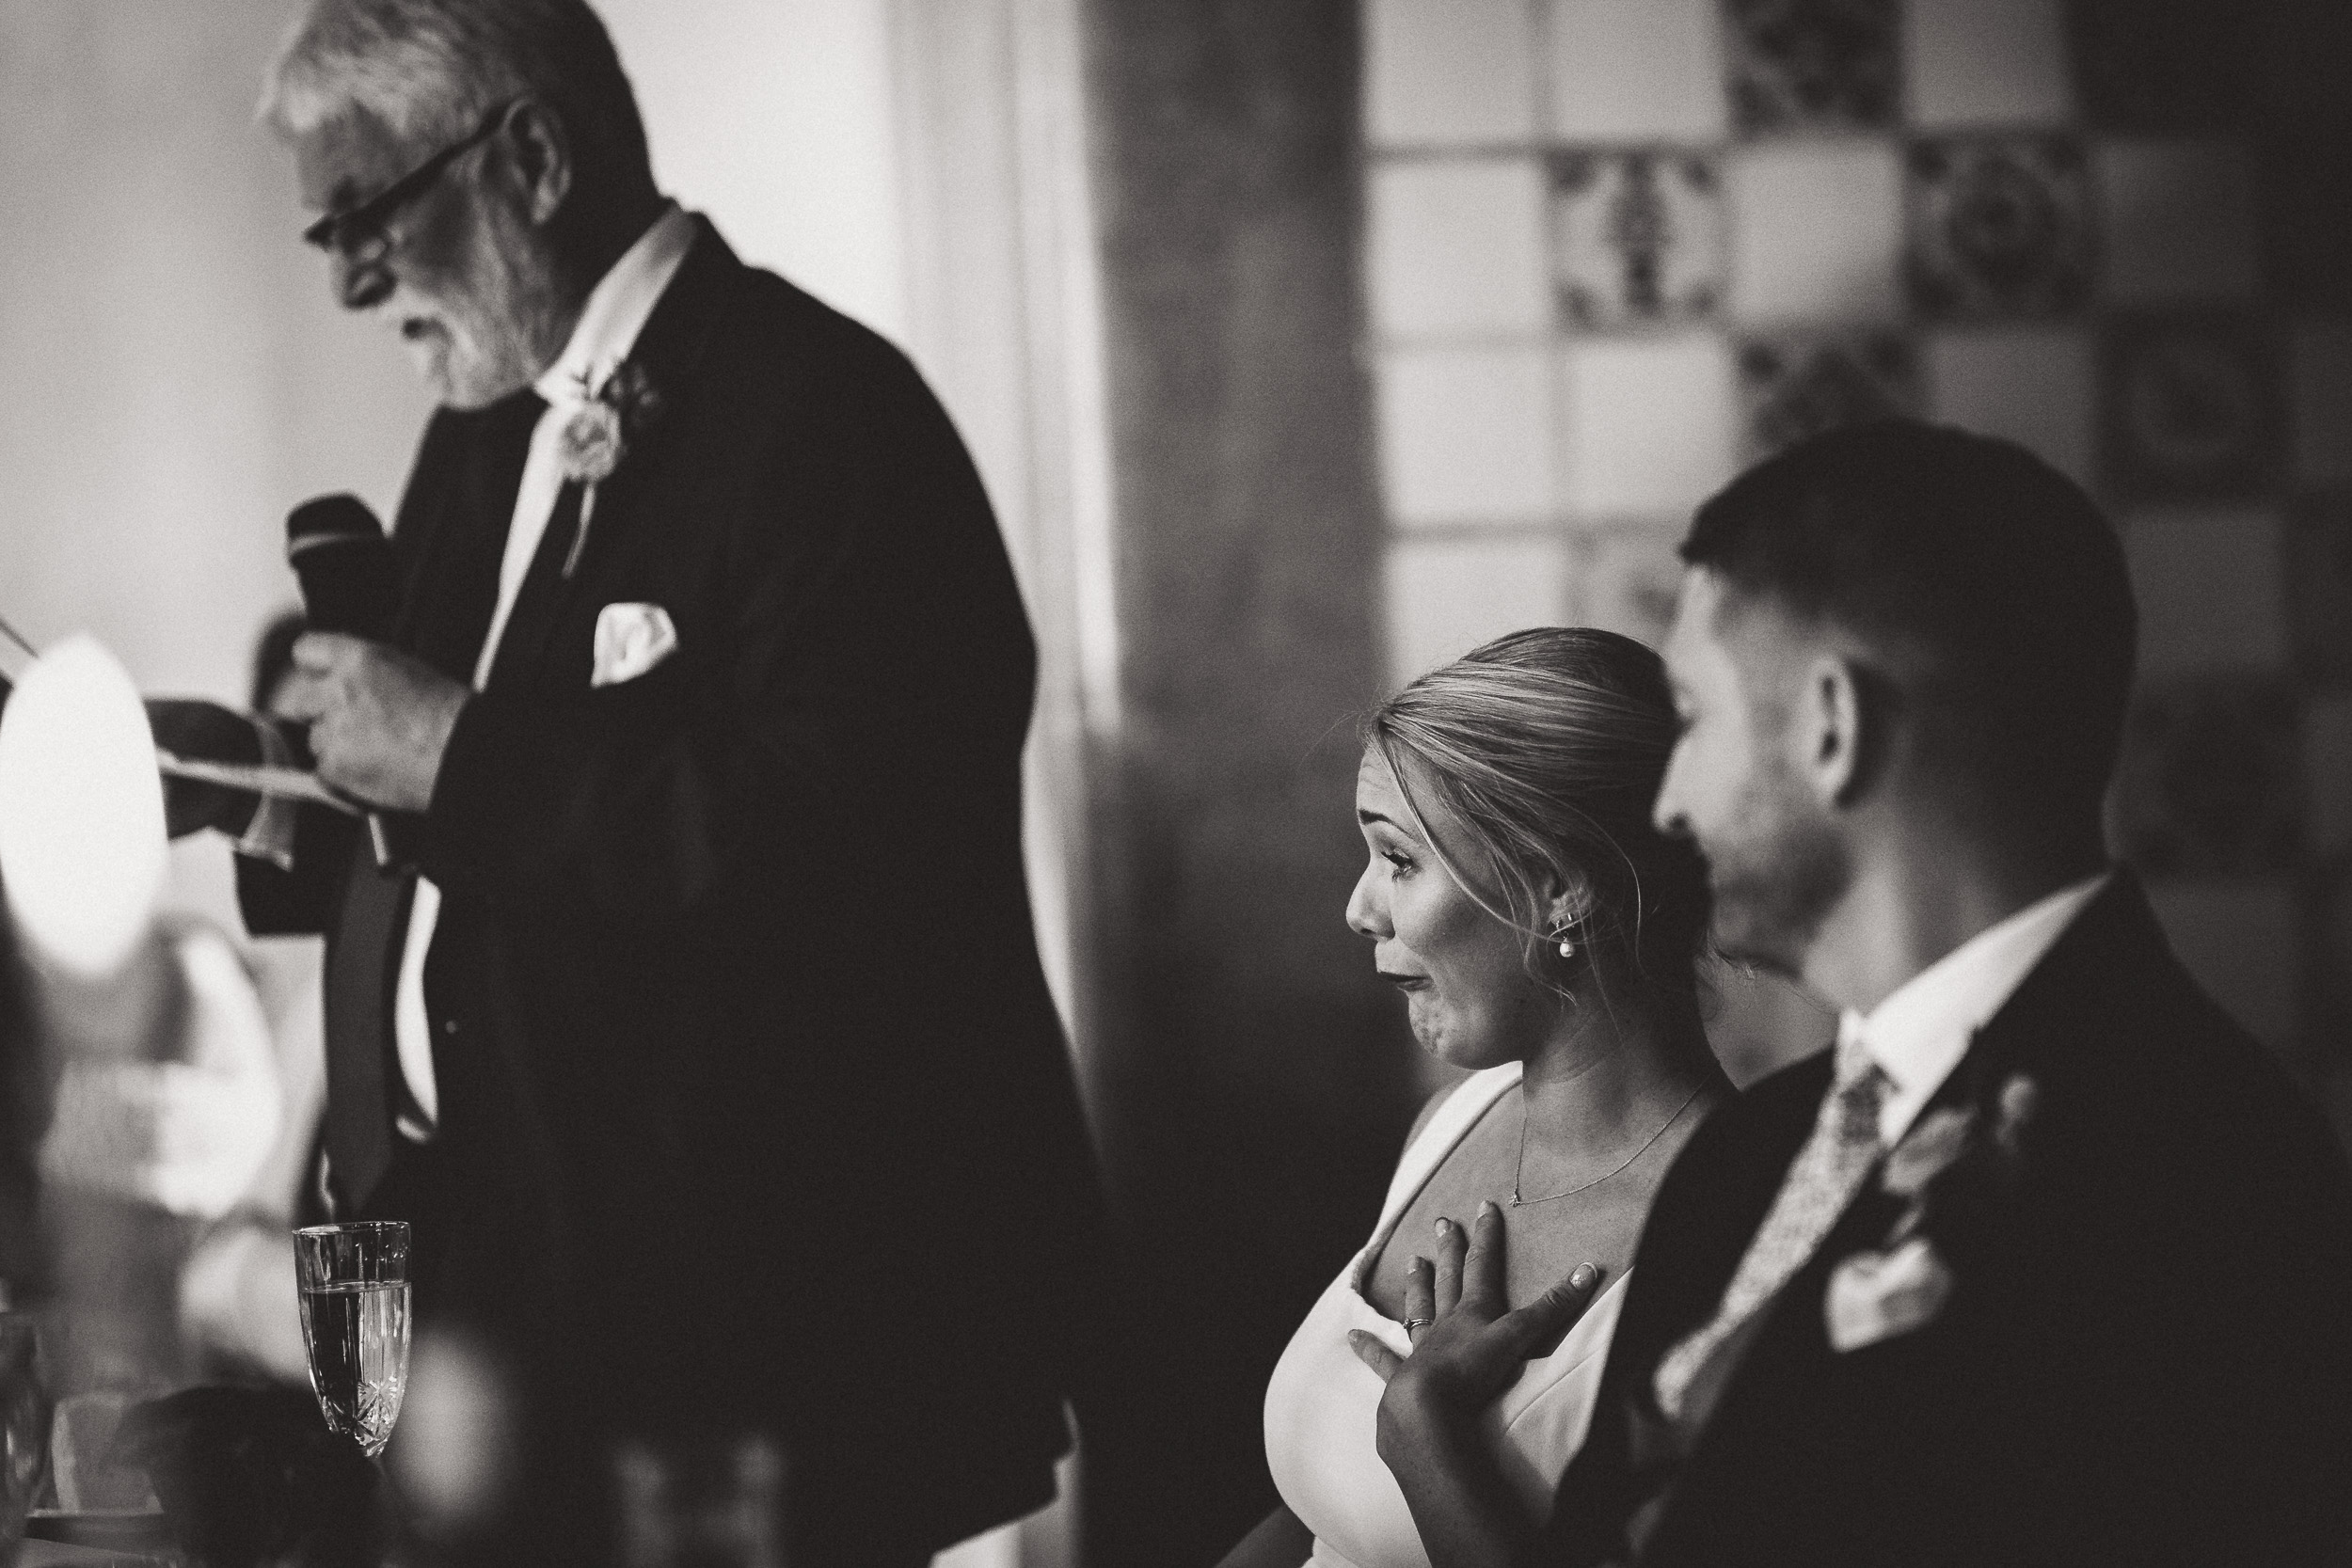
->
<box><xmin>1510</xmin><ymin>1081</ymin><xmax>1708</xmax><ymax>1207</ymax></box>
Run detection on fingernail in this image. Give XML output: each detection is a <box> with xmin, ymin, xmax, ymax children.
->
<box><xmin>1478</xmin><ymin>1199</ymin><xmax>1498</xmax><ymax>1218</ymax></box>
<box><xmin>1433</xmin><ymin>1217</ymin><xmax>1451</xmax><ymax>1236</ymax></box>
<box><xmin>1570</xmin><ymin>1262</ymin><xmax>1598</xmax><ymax>1290</ymax></box>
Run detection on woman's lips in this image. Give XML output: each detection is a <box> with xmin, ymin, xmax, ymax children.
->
<box><xmin>1376</xmin><ymin>970</ymin><xmax>1429</xmax><ymax>991</ymax></box>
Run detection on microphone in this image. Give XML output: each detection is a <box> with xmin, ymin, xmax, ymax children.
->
<box><xmin>286</xmin><ymin>495</ymin><xmax>397</xmax><ymax>642</ymax></box>
<box><xmin>284</xmin><ymin>495</ymin><xmax>403</xmax><ymax>868</ymax></box>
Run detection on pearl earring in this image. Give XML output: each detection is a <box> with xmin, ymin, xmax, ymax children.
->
<box><xmin>1551</xmin><ymin>926</ymin><xmax>1577</xmax><ymax>959</ymax></box>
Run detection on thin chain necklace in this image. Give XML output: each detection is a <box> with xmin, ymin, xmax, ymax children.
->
<box><xmin>1510</xmin><ymin>1081</ymin><xmax>1708</xmax><ymax>1207</ymax></box>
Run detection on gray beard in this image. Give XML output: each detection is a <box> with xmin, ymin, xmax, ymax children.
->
<box><xmin>435</xmin><ymin>207</ymin><xmax>573</xmax><ymax>408</ymax></box>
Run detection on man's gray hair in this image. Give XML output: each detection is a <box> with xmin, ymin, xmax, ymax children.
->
<box><xmin>262</xmin><ymin>0</ymin><xmax>650</xmax><ymax>182</ymax></box>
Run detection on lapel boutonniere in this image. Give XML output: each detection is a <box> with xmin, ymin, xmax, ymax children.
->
<box><xmin>1825</xmin><ymin>1073</ymin><xmax>2040</xmax><ymax>1353</ymax></box>
<box><xmin>553</xmin><ymin>359</ymin><xmax>664</xmax><ymax>575</ymax></box>
<box><xmin>558</xmin><ymin>359</ymin><xmax>663</xmax><ymax>484</ymax></box>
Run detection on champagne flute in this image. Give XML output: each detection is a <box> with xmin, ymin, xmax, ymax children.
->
<box><xmin>293</xmin><ymin>1222</ymin><xmax>412</xmax><ymax>1458</ymax></box>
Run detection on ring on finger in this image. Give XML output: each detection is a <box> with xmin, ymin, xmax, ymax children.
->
<box><xmin>1402</xmin><ymin>1316</ymin><xmax>1434</xmax><ymax>1334</ymax></box>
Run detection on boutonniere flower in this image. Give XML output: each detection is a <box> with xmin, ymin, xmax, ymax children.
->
<box><xmin>1826</xmin><ymin>1072</ymin><xmax>2040</xmax><ymax>1354</ymax></box>
<box><xmin>557</xmin><ymin>359</ymin><xmax>663</xmax><ymax>485</ymax></box>
<box><xmin>1883</xmin><ymin>1105</ymin><xmax>1979</xmax><ymax>1200</ymax></box>
<box><xmin>553</xmin><ymin>360</ymin><xmax>664</xmax><ymax>575</ymax></box>
<box><xmin>557</xmin><ymin>400</ymin><xmax>625</xmax><ymax>485</ymax></box>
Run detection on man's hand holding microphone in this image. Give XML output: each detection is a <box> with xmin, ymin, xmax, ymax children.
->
<box><xmin>149</xmin><ymin>493</ymin><xmax>470</xmax><ymax>836</ymax></box>
<box><xmin>274</xmin><ymin>633</ymin><xmax>468</xmax><ymax>816</ymax></box>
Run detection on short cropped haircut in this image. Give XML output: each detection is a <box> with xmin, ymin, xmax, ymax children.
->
<box><xmin>1682</xmin><ymin>419</ymin><xmax>2136</xmax><ymax>832</ymax></box>
<box><xmin>1368</xmin><ymin>628</ymin><xmax>1712</xmax><ymax>1017</ymax></box>
<box><xmin>262</xmin><ymin>0</ymin><xmax>651</xmax><ymax>191</ymax></box>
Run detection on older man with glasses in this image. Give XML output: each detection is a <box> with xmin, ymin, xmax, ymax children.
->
<box><xmin>151</xmin><ymin>2</ymin><xmax>1104</xmax><ymax>1562</ymax></box>
<box><xmin>296</xmin><ymin>102</ymin><xmax>510</xmax><ymax>263</ymax></box>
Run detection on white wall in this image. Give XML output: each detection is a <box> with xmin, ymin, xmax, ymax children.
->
<box><xmin>600</xmin><ymin>0</ymin><xmax>911</xmax><ymax>342</ymax></box>
<box><xmin>0</xmin><ymin>0</ymin><xmax>427</xmax><ymax>705</ymax></box>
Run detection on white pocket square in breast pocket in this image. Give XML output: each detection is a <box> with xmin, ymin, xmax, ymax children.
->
<box><xmin>591</xmin><ymin>602</ymin><xmax>678</xmax><ymax>688</ymax></box>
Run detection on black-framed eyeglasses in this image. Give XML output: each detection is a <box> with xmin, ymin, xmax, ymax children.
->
<box><xmin>301</xmin><ymin>101</ymin><xmax>516</xmax><ymax>261</ymax></box>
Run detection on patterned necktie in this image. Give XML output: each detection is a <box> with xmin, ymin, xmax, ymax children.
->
<box><xmin>1653</xmin><ymin>1029</ymin><xmax>1891</xmax><ymax>1421</ymax></box>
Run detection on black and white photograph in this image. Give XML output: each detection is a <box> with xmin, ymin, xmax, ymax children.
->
<box><xmin>0</xmin><ymin>1</ymin><xmax>2344</xmax><ymax>1564</ymax></box>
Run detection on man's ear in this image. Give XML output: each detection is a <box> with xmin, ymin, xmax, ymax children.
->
<box><xmin>498</xmin><ymin>99</ymin><xmax>574</xmax><ymax>227</ymax></box>
<box><xmin>1794</xmin><ymin>654</ymin><xmax>1867</xmax><ymax>807</ymax></box>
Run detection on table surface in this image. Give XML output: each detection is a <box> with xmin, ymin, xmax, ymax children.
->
<box><xmin>21</xmin><ymin>1542</ymin><xmax>175</xmax><ymax>1566</ymax></box>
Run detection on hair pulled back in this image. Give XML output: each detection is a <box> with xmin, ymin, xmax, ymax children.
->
<box><xmin>1366</xmin><ymin>627</ymin><xmax>1710</xmax><ymax>1018</ymax></box>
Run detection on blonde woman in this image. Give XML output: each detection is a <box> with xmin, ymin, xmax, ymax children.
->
<box><xmin>1221</xmin><ymin>628</ymin><xmax>1730</xmax><ymax>1568</ymax></box>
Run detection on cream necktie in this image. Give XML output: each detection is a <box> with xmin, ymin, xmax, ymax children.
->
<box><xmin>1653</xmin><ymin>1029</ymin><xmax>1891</xmax><ymax>1420</ymax></box>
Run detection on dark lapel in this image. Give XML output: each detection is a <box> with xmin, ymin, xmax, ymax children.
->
<box><xmin>1677</xmin><ymin>873</ymin><xmax>2160</xmax><ymax>1458</ymax></box>
<box><xmin>482</xmin><ymin>215</ymin><xmax>744</xmax><ymax>698</ymax></box>
<box><xmin>1918</xmin><ymin>873</ymin><xmax>2158</xmax><ymax>1120</ymax></box>
<box><xmin>1620</xmin><ymin>874</ymin><xmax>2186</xmax><ymax>1565</ymax></box>
<box><xmin>1617</xmin><ymin>1054</ymin><xmax>1833</xmax><ymax>1381</ymax></box>
<box><xmin>394</xmin><ymin>389</ymin><xmax>543</xmax><ymax>681</ymax></box>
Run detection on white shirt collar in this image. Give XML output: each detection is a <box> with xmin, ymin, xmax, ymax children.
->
<box><xmin>532</xmin><ymin>202</ymin><xmax>697</xmax><ymax>408</ymax></box>
<box><xmin>1839</xmin><ymin>870</ymin><xmax>2109</xmax><ymax>1145</ymax></box>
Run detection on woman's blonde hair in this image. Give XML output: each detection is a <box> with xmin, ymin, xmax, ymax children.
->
<box><xmin>1366</xmin><ymin>627</ymin><xmax>1710</xmax><ymax>1015</ymax></box>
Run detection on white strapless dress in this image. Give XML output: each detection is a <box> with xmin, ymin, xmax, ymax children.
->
<box><xmin>1262</xmin><ymin>1062</ymin><xmax>1630</xmax><ymax>1568</ymax></box>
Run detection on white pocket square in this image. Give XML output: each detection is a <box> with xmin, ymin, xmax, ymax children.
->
<box><xmin>591</xmin><ymin>602</ymin><xmax>678</xmax><ymax>688</ymax></box>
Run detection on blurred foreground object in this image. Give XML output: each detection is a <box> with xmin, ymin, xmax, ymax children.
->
<box><xmin>0</xmin><ymin>633</ymin><xmax>281</xmax><ymax>1226</ymax></box>
<box><xmin>383</xmin><ymin>1327</ymin><xmax>516</xmax><ymax>1548</ymax></box>
<box><xmin>0</xmin><ymin>635</ymin><xmax>285</xmax><ymax>1528</ymax></box>
<box><xmin>612</xmin><ymin>1433</ymin><xmax>784</xmax><ymax>1568</ymax></box>
<box><xmin>0</xmin><ymin>1315</ymin><xmax>48</xmax><ymax>1562</ymax></box>
<box><xmin>176</xmin><ymin>936</ymin><xmax>326</xmax><ymax>1387</ymax></box>
<box><xmin>35</xmin><ymin>928</ymin><xmax>278</xmax><ymax>1223</ymax></box>
<box><xmin>177</xmin><ymin>612</ymin><xmax>334</xmax><ymax>1390</ymax></box>
<box><xmin>110</xmin><ymin>1385</ymin><xmax>375</xmax><ymax>1567</ymax></box>
<box><xmin>0</xmin><ymin>638</ymin><xmax>164</xmax><ymax>981</ymax></box>
<box><xmin>46</xmin><ymin>1390</ymin><xmax>149</xmax><ymax>1515</ymax></box>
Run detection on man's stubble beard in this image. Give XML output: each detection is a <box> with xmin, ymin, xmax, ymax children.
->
<box><xmin>1702</xmin><ymin>765</ymin><xmax>1851</xmax><ymax>983</ymax></box>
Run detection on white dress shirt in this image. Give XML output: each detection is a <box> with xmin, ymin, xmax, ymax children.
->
<box><xmin>389</xmin><ymin>203</ymin><xmax>697</xmax><ymax>1140</ymax></box>
<box><xmin>1840</xmin><ymin>870</ymin><xmax>2109</xmax><ymax>1148</ymax></box>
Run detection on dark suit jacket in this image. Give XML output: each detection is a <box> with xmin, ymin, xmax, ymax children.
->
<box><xmin>1549</xmin><ymin>875</ymin><xmax>2352</xmax><ymax>1568</ymax></box>
<box><xmin>237</xmin><ymin>218</ymin><xmax>1103</xmax><ymax>1544</ymax></box>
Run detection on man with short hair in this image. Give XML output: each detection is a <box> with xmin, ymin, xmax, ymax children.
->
<box><xmin>1371</xmin><ymin>420</ymin><xmax>2352</xmax><ymax>1566</ymax></box>
<box><xmin>155</xmin><ymin>2</ymin><xmax>1101</xmax><ymax>1560</ymax></box>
